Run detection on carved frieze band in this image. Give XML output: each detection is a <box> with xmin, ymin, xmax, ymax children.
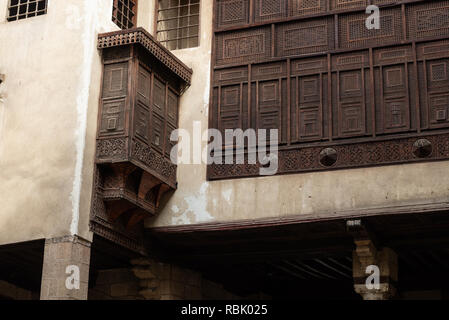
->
<box><xmin>131</xmin><ymin>141</ymin><xmax>177</xmax><ymax>187</ymax></box>
<box><xmin>95</xmin><ymin>138</ymin><xmax>176</xmax><ymax>187</ymax></box>
<box><xmin>208</xmin><ymin>133</ymin><xmax>449</xmax><ymax>179</ymax></box>
<box><xmin>96</xmin><ymin>138</ymin><xmax>128</xmax><ymax>162</ymax></box>
<box><xmin>90</xmin><ymin>221</ymin><xmax>146</xmax><ymax>254</ymax></box>
<box><xmin>98</xmin><ymin>28</ymin><xmax>193</xmax><ymax>85</ymax></box>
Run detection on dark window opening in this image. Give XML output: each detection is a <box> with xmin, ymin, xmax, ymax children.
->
<box><xmin>7</xmin><ymin>0</ymin><xmax>47</xmax><ymax>22</ymax></box>
<box><xmin>112</xmin><ymin>0</ymin><xmax>138</xmax><ymax>30</ymax></box>
<box><xmin>157</xmin><ymin>0</ymin><xmax>200</xmax><ymax>50</ymax></box>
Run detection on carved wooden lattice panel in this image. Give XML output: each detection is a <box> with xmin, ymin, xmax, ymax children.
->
<box><xmin>209</xmin><ymin>0</ymin><xmax>449</xmax><ymax>180</ymax></box>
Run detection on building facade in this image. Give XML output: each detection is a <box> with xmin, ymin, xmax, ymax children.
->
<box><xmin>1</xmin><ymin>0</ymin><xmax>449</xmax><ymax>300</ymax></box>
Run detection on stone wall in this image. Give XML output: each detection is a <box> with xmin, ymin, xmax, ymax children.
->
<box><xmin>88</xmin><ymin>260</ymin><xmax>244</xmax><ymax>300</ymax></box>
<box><xmin>89</xmin><ymin>268</ymin><xmax>142</xmax><ymax>300</ymax></box>
<box><xmin>130</xmin><ymin>258</ymin><xmax>248</xmax><ymax>300</ymax></box>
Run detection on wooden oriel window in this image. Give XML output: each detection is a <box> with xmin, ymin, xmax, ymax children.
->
<box><xmin>157</xmin><ymin>0</ymin><xmax>200</xmax><ymax>50</ymax></box>
<box><xmin>112</xmin><ymin>0</ymin><xmax>138</xmax><ymax>29</ymax></box>
<box><xmin>7</xmin><ymin>0</ymin><xmax>47</xmax><ymax>22</ymax></box>
<box><xmin>93</xmin><ymin>29</ymin><xmax>192</xmax><ymax>251</ymax></box>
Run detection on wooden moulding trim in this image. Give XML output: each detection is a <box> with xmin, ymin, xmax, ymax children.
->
<box><xmin>212</xmin><ymin>37</ymin><xmax>449</xmax><ymax>71</ymax></box>
<box><xmin>102</xmin><ymin>191</ymin><xmax>157</xmax><ymax>215</ymax></box>
<box><xmin>148</xmin><ymin>201</ymin><xmax>449</xmax><ymax>233</ymax></box>
<box><xmin>207</xmin><ymin>132</ymin><xmax>449</xmax><ymax>180</ymax></box>
<box><xmin>90</xmin><ymin>221</ymin><xmax>146</xmax><ymax>255</ymax></box>
<box><xmin>98</xmin><ymin>27</ymin><xmax>193</xmax><ymax>86</ymax></box>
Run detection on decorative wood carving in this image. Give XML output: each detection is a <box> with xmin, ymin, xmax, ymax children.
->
<box><xmin>209</xmin><ymin>0</ymin><xmax>449</xmax><ymax>180</ymax></box>
<box><xmin>208</xmin><ymin>132</ymin><xmax>449</xmax><ymax>179</ymax></box>
<box><xmin>91</xmin><ymin>29</ymin><xmax>191</xmax><ymax>252</ymax></box>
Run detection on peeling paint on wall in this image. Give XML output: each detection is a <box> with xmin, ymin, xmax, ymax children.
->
<box><xmin>222</xmin><ymin>189</ymin><xmax>232</xmax><ymax>205</ymax></box>
<box><xmin>171</xmin><ymin>205</ymin><xmax>180</xmax><ymax>214</ymax></box>
<box><xmin>172</xmin><ymin>182</ymin><xmax>214</xmax><ymax>225</ymax></box>
<box><xmin>203</xmin><ymin>61</ymin><xmax>211</xmax><ymax>117</ymax></box>
<box><xmin>0</xmin><ymin>73</ymin><xmax>5</xmax><ymax>157</ymax></box>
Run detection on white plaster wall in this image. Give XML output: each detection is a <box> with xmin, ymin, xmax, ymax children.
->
<box><xmin>0</xmin><ymin>0</ymin><xmax>118</xmax><ymax>245</ymax></box>
<box><xmin>147</xmin><ymin>0</ymin><xmax>449</xmax><ymax>228</ymax></box>
<box><xmin>136</xmin><ymin>0</ymin><xmax>156</xmax><ymax>34</ymax></box>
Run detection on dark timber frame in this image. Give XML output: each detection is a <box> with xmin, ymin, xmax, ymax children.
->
<box><xmin>207</xmin><ymin>0</ymin><xmax>449</xmax><ymax>180</ymax></box>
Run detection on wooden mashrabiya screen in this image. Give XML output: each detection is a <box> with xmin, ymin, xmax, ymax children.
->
<box><xmin>208</xmin><ymin>0</ymin><xmax>449</xmax><ymax>180</ymax></box>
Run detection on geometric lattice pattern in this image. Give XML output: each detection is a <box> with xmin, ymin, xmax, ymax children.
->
<box><xmin>7</xmin><ymin>0</ymin><xmax>47</xmax><ymax>22</ymax></box>
<box><xmin>112</xmin><ymin>0</ymin><xmax>137</xmax><ymax>30</ymax></box>
<box><xmin>157</xmin><ymin>0</ymin><xmax>200</xmax><ymax>50</ymax></box>
<box><xmin>209</xmin><ymin>0</ymin><xmax>449</xmax><ymax>178</ymax></box>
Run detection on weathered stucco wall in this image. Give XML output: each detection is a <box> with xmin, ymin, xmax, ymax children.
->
<box><xmin>0</xmin><ymin>0</ymin><xmax>118</xmax><ymax>245</ymax></box>
<box><xmin>148</xmin><ymin>0</ymin><xmax>449</xmax><ymax>228</ymax></box>
<box><xmin>136</xmin><ymin>0</ymin><xmax>156</xmax><ymax>34</ymax></box>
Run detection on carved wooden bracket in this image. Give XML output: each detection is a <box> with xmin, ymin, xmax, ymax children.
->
<box><xmin>100</xmin><ymin>163</ymin><xmax>173</xmax><ymax>230</ymax></box>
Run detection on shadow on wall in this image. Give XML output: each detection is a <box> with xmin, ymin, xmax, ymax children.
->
<box><xmin>0</xmin><ymin>74</ymin><xmax>4</xmax><ymax>101</ymax></box>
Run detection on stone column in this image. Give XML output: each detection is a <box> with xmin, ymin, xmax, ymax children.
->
<box><xmin>353</xmin><ymin>239</ymin><xmax>398</xmax><ymax>300</ymax></box>
<box><xmin>40</xmin><ymin>236</ymin><xmax>91</xmax><ymax>300</ymax></box>
<box><xmin>131</xmin><ymin>258</ymin><xmax>202</xmax><ymax>300</ymax></box>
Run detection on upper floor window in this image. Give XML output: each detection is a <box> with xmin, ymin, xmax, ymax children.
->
<box><xmin>112</xmin><ymin>0</ymin><xmax>137</xmax><ymax>29</ymax></box>
<box><xmin>157</xmin><ymin>0</ymin><xmax>200</xmax><ymax>50</ymax></box>
<box><xmin>7</xmin><ymin>0</ymin><xmax>47</xmax><ymax>22</ymax></box>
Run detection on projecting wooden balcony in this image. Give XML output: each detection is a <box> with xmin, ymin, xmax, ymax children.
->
<box><xmin>90</xmin><ymin>28</ymin><xmax>192</xmax><ymax>249</ymax></box>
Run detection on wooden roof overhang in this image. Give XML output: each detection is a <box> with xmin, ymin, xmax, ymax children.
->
<box><xmin>98</xmin><ymin>27</ymin><xmax>192</xmax><ymax>90</ymax></box>
<box><xmin>146</xmin><ymin>203</ymin><xmax>449</xmax><ymax>265</ymax></box>
<box><xmin>144</xmin><ymin>207</ymin><xmax>449</xmax><ymax>297</ymax></box>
